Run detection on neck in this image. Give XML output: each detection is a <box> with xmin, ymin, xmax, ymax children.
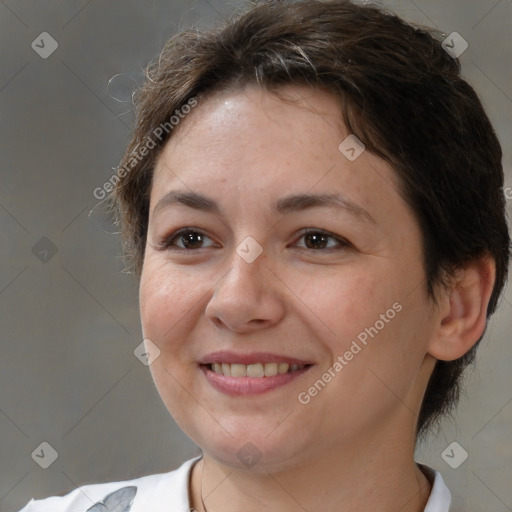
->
<box><xmin>190</xmin><ymin>419</ymin><xmax>432</xmax><ymax>512</ymax></box>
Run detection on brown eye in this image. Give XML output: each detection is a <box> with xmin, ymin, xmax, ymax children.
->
<box><xmin>295</xmin><ymin>230</ymin><xmax>349</xmax><ymax>251</ymax></box>
<box><xmin>163</xmin><ymin>229</ymin><xmax>217</xmax><ymax>250</ymax></box>
<box><xmin>304</xmin><ymin>232</ymin><xmax>329</xmax><ymax>249</ymax></box>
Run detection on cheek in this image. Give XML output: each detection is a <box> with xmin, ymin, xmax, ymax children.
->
<box><xmin>336</xmin><ymin>280</ymin><xmax>431</xmax><ymax>403</ymax></box>
<box><xmin>139</xmin><ymin>261</ymin><xmax>205</xmax><ymax>425</ymax></box>
<box><xmin>139</xmin><ymin>260</ymin><xmax>207</xmax><ymax>346</ymax></box>
<box><xmin>305</xmin><ymin>260</ymin><xmax>425</xmax><ymax>377</ymax></box>
<box><xmin>296</xmin><ymin>263</ymin><xmax>400</xmax><ymax>347</ymax></box>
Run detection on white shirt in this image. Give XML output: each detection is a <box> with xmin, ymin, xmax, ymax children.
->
<box><xmin>19</xmin><ymin>457</ymin><xmax>451</xmax><ymax>511</ymax></box>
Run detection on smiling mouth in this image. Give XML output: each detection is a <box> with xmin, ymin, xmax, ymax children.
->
<box><xmin>205</xmin><ymin>362</ymin><xmax>309</xmax><ymax>377</ymax></box>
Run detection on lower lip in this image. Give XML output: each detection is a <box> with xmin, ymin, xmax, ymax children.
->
<box><xmin>200</xmin><ymin>365</ymin><xmax>312</xmax><ymax>396</ymax></box>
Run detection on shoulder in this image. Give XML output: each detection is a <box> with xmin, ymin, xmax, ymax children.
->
<box><xmin>18</xmin><ymin>456</ymin><xmax>201</xmax><ymax>512</ymax></box>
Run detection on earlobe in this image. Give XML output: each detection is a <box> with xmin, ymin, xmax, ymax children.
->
<box><xmin>427</xmin><ymin>256</ymin><xmax>496</xmax><ymax>362</ymax></box>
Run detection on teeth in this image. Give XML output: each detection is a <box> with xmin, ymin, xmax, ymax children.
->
<box><xmin>221</xmin><ymin>363</ymin><xmax>231</xmax><ymax>377</ymax></box>
<box><xmin>230</xmin><ymin>364</ymin><xmax>246</xmax><ymax>377</ymax></box>
<box><xmin>209</xmin><ymin>362</ymin><xmax>305</xmax><ymax>377</ymax></box>
<box><xmin>247</xmin><ymin>364</ymin><xmax>264</xmax><ymax>378</ymax></box>
<box><xmin>278</xmin><ymin>363</ymin><xmax>290</xmax><ymax>374</ymax></box>
<box><xmin>264</xmin><ymin>362</ymin><xmax>278</xmax><ymax>377</ymax></box>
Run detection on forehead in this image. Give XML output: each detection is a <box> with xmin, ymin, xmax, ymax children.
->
<box><xmin>157</xmin><ymin>85</ymin><xmax>345</xmax><ymax>167</ymax></box>
<box><xmin>150</xmin><ymin>84</ymin><xmax>401</xmax><ymax>219</ymax></box>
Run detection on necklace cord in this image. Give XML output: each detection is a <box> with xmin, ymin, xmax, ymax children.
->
<box><xmin>200</xmin><ymin>457</ymin><xmax>207</xmax><ymax>512</ymax></box>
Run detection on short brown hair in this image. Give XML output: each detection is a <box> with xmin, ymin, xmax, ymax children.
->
<box><xmin>111</xmin><ymin>0</ymin><xmax>511</xmax><ymax>439</ymax></box>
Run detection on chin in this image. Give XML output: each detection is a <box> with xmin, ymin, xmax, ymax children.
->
<box><xmin>187</xmin><ymin>417</ymin><xmax>315</xmax><ymax>474</ymax></box>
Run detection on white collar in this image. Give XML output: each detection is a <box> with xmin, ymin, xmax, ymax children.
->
<box><xmin>166</xmin><ymin>457</ymin><xmax>451</xmax><ymax>512</ymax></box>
<box><xmin>419</xmin><ymin>463</ymin><xmax>452</xmax><ymax>511</ymax></box>
<box><xmin>21</xmin><ymin>456</ymin><xmax>451</xmax><ymax>511</ymax></box>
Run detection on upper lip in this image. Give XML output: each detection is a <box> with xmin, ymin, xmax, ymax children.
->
<box><xmin>199</xmin><ymin>351</ymin><xmax>314</xmax><ymax>365</ymax></box>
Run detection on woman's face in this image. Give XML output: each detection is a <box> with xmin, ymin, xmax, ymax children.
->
<box><xmin>139</xmin><ymin>84</ymin><xmax>438</xmax><ymax>471</ymax></box>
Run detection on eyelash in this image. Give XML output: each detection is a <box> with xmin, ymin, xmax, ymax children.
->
<box><xmin>158</xmin><ymin>228</ymin><xmax>351</xmax><ymax>252</ymax></box>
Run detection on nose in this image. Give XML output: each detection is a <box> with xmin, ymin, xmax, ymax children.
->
<box><xmin>205</xmin><ymin>249</ymin><xmax>286</xmax><ymax>333</ymax></box>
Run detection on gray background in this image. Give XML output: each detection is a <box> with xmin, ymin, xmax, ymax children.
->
<box><xmin>0</xmin><ymin>1</ymin><xmax>510</xmax><ymax>511</ymax></box>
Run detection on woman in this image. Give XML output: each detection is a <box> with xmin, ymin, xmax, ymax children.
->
<box><xmin>20</xmin><ymin>0</ymin><xmax>510</xmax><ymax>511</ymax></box>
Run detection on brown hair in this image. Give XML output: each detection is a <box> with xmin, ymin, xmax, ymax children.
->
<box><xmin>111</xmin><ymin>0</ymin><xmax>511</xmax><ymax>439</ymax></box>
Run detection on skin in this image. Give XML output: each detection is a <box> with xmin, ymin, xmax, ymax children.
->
<box><xmin>139</xmin><ymin>84</ymin><xmax>495</xmax><ymax>512</ymax></box>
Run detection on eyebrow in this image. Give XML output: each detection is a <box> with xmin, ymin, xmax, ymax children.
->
<box><xmin>152</xmin><ymin>190</ymin><xmax>376</xmax><ymax>224</ymax></box>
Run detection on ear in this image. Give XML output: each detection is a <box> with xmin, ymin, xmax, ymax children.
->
<box><xmin>427</xmin><ymin>256</ymin><xmax>496</xmax><ymax>362</ymax></box>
